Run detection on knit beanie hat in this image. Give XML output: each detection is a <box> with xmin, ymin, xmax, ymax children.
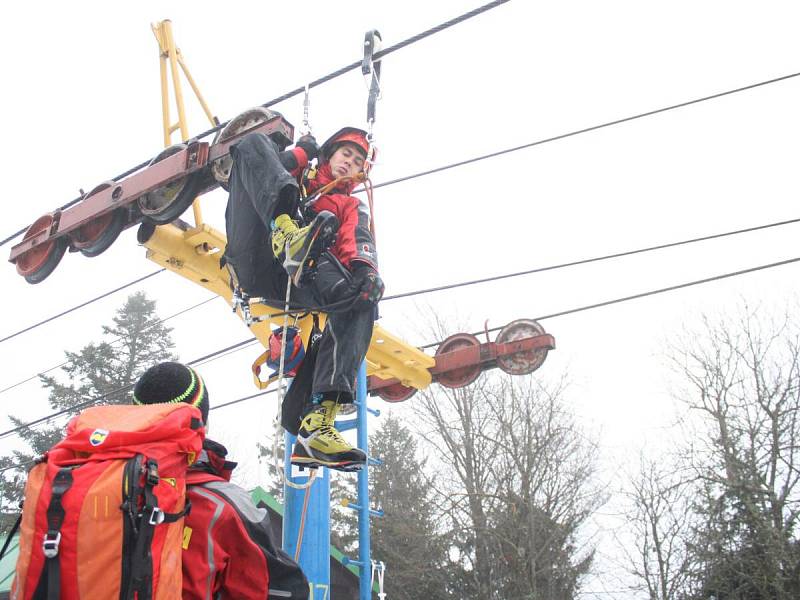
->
<box><xmin>133</xmin><ymin>362</ymin><xmax>209</xmax><ymax>424</ymax></box>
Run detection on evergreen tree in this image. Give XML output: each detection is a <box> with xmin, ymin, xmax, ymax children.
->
<box><xmin>0</xmin><ymin>292</ymin><xmax>175</xmax><ymax>532</ymax></box>
<box><xmin>367</xmin><ymin>413</ymin><xmax>451</xmax><ymax>600</ymax></box>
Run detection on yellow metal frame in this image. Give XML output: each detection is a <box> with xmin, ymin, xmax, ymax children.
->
<box><xmin>146</xmin><ymin>22</ymin><xmax>434</xmax><ymax>392</ymax></box>
<box><xmin>143</xmin><ymin>224</ymin><xmax>434</xmax><ymax>390</ymax></box>
<box><xmin>151</xmin><ymin>20</ymin><xmax>217</xmax><ymax>228</ymax></box>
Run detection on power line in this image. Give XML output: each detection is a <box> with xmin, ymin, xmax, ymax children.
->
<box><xmin>420</xmin><ymin>256</ymin><xmax>800</xmax><ymax>348</ymax></box>
<box><xmin>0</xmin><ymin>337</ymin><xmax>256</xmax><ymax>441</ymax></box>
<box><xmin>384</xmin><ymin>216</ymin><xmax>800</xmax><ymax>302</ymax></box>
<box><xmin>5</xmin><ymin>203</ymin><xmax>797</xmax><ymax>349</ymax></box>
<box><xmin>0</xmin><ymin>295</ymin><xmax>218</xmax><ymax>397</ymax></box>
<box><xmin>368</xmin><ymin>70</ymin><xmax>800</xmax><ymax>190</ymax></box>
<box><xmin>0</xmin><ymin>0</ymin><xmax>510</xmax><ymax>249</ymax></box>
<box><xmin>2</xmin><ymin>214</ymin><xmax>799</xmax><ymax>418</ymax></box>
<box><xmin>0</xmin><ymin>269</ymin><xmax>165</xmax><ymax>344</ymax></box>
<box><xmin>4</xmin><ymin>64</ymin><xmax>798</xmax><ymax>323</ymax></box>
<box><xmin>4</xmin><ymin>252</ymin><xmax>799</xmax><ymax>445</ymax></box>
<box><xmin>0</xmin><ymin>383</ymin><xmax>278</xmax><ymax>476</ymax></box>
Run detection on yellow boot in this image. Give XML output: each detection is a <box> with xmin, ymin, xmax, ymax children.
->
<box><xmin>291</xmin><ymin>400</ymin><xmax>366</xmax><ymax>471</ymax></box>
<box><xmin>271</xmin><ymin>211</ymin><xmax>339</xmax><ymax>286</ymax></box>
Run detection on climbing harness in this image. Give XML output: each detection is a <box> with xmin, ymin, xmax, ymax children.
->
<box><xmin>370</xmin><ymin>560</ymin><xmax>387</xmax><ymax>600</ymax></box>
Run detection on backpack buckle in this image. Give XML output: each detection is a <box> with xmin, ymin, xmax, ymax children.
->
<box><xmin>146</xmin><ymin>460</ymin><xmax>159</xmax><ymax>487</ymax></box>
<box><xmin>42</xmin><ymin>531</ymin><xmax>61</xmax><ymax>558</ymax></box>
<box><xmin>148</xmin><ymin>507</ymin><xmax>165</xmax><ymax>526</ymax></box>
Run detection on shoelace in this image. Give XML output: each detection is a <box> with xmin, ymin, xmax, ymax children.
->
<box><xmin>317</xmin><ymin>424</ymin><xmax>348</xmax><ymax>445</ymax></box>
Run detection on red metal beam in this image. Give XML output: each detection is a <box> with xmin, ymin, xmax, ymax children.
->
<box><xmin>368</xmin><ymin>333</ymin><xmax>556</xmax><ymax>392</ymax></box>
<box><xmin>9</xmin><ymin>116</ymin><xmax>290</xmax><ymax>263</ymax></box>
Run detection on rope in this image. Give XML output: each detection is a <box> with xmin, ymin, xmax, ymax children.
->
<box><xmin>271</xmin><ymin>267</ymin><xmax>319</xmax><ymax>491</ymax></box>
<box><xmin>294</xmin><ymin>484</ymin><xmax>313</xmax><ymax>562</ymax></box>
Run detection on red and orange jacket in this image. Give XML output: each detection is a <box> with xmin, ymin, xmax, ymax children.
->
<box><xmin>182</xmin><ymin>439</ymin><xmax>308</xmax><ymax>599</ymax></box>
<box><xmin>282</xmin><ymin>146</ymin><xmax>378</xmax><ymax>272</ymax></box>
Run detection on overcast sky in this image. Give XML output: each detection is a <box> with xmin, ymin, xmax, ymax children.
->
<box><xmin>2</xmin><ymin>1</ymin><xmax>800</xmax><ymax>596</ymax></box>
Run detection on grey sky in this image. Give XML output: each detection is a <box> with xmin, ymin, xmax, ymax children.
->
<box><xmin>2</xmin><ymin>1</ymin><xmax>799</xmax><ymax>596</ymax></box>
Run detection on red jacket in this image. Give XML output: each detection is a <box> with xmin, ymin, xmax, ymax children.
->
<box><xmin>182</xmin><ymin>439</ymin><xmax>308</xmax><ymax>599</ymax></box>
<box><xmin>285</xmin><ymin>146</ymin><xmax>378</xmax><ymax>271</ymax></box>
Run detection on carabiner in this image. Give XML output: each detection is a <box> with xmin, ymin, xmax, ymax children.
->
<box><xmin>362</xmin><ymin>30</ymin><xmax>383</xmax><ymax>126</ymax></box>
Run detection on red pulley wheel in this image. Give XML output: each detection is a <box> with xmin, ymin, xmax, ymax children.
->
<box><xmin>70</xmin><ymin>181</ymin><xmax>126</xmax><ymax>257</ymax></box>
<box><xmin>138</xmin><ymin>143</ymin><xmax>201</xmax><ymax>225</ymax></box>
<box><xmin>376</xmin><ymin>381</ymin><xmax>417</xmax><ymax>403</ymax></box>
<box><xmin>15</xmin><ymin>214</ymin><xmax>69</xmax><ymax>284</ymax></box>
<box><xmin>435</xmin><ymin>333</ymin><xmax>482</xmax><ymax>388</ymax></box>
<box><xmin>495</xmin><ymin>319</ymin><xmax>549</xmax><ymax>375</ymax></box>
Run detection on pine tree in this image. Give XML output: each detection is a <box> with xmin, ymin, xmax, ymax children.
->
<box><xmin>0</xmin><ymin>292</ymin><xmax>175</xmax><ymax>532</ymax></box>
<box><xmin>367</xmin><ymin>413</ymin><xmax>451</xmax><ymax>600</ymax></box>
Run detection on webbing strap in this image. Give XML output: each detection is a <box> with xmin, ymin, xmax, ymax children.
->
<box><xmin>0</xmin><ymin>513</ymin><xmax>21</xmax><ymax>561</ymax></box>
<box><xmin>127</xmin><ymin>459</ymin><xmax>160</xmax><ymax>600</ymax></box>
<box><xmin>43</xmin><ymin>467</ymin><xmax>74</xmax><ymax>600</ymax></box>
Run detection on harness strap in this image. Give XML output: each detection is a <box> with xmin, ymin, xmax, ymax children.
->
<box><xmin>0</xmin><ymin>513</ymin><xmax>21</xmax><ymax>561</ymax></box>
<box><xmin>127</xmin><ymin>458</ymin><xmax>161</xmax><ymax>600</ymax></box>
<box><xmin>42</xmin><ymin>467</ymin><xmax>74</xmax><ymax>600</ymax></box>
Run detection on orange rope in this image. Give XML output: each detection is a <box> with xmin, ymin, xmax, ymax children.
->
<box><xmin>312</xmin><ymin>172</ymin><xmax>366</xmax><ymax>198</ymax></box>
<box><xmin>294</xmin><ymin>480</ymin><xmax>314</xmax><ymax>561</ymax></box>
<box><xmin>365</xmin><ymin>178</ymin><xmax>377</xmax><ymax>242</ymax></box>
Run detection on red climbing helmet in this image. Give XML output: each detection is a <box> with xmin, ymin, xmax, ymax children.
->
<box><xmin>319</xmin><ymin>127</ymin><xmax>375</xmax><ymax>163</ymax></box>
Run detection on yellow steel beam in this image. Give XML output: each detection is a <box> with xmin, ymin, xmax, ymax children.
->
<box><xmin>151</xmin><ymin>20</ymin><xmax>220</xmax><ymax>228</ymax></box>
<box><xmin>142</xmin><ymin>223</ymin><xmax>434</xmax><ymax>390</ymax></box>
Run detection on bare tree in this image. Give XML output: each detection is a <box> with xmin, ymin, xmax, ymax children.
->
<box><xmin>620</xmin><ymin>455</ymin><xmax>693</xmax><ymax>600</ymax></box>
<box><xmin>414</xmin><ymin>371</ymin><xmax>601</xmax><ymax>599</ymax></box>
<box><xmin>624</xmin><ymin>302</ymin><xmax>800</xmax><ymax>600</ymax></box>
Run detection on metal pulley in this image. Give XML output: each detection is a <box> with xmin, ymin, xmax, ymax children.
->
<box><xmin>494</xmin><ymin>319</ymin><xmax>550</xmax><ymax>375</ymax></box>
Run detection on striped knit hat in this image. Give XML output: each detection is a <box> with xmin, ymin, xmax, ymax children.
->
<box><xmin>133</xmin><ymin>362</ymin><xmax>209</xmax><ymax>424</ymax></box>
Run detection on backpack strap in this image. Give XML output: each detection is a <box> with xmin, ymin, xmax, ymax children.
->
<box><xmin>125</xmin><ymin>459</ymin><xmax>191</xmax><ymax>600</ymax></box>
<box><xmin>40</xmin><ymin>467</ymin><xmax>74</xmax><ymax>600</ymax></box>
<box><xmin>0</xmin><ymin>513</ymin><xmax>21</xmax><ymax>561</ymax></box>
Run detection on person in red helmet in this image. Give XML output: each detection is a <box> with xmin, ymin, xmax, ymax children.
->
<box><xmin>222</xmin><ymin>126</ymin><xmax>383</xmax><ymax>471</ymax></box>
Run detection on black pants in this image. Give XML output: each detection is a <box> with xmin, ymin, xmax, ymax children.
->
<box><xmin>223</xmin><ymin>132</ymin><xmax>374</xmax><ymax>401</ymax></box>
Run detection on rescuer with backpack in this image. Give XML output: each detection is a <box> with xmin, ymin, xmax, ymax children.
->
<box><xmin>223</xmin><ymin>127</ymin><xmax>383</xmax><ymax>472</ymax></box>
<box><xmin>10</xmin><ymin>361</ymin><xmax>308</xmax><ymax>599</ymax></box>
<box><xmin>132</xmin><ymin>361</ymin><xmax>309</xmax><ymax>599</ymax></box>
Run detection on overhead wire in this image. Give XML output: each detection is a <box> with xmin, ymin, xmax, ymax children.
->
<box><xmin>3</xmin><ymin>253</ymin><xmax>798</xmax><ymax>477</ymax></box>
<box><xmin>0</xmin><ymin>295</ymin><xmax>219</xmax><ymax>397</ymax></box>
<box><xmin>420</xmin><ymin>256</ymin><xmax>800</xmax><ymax>348</ymax></box>
<box><xmin>3</xmin><ymin>248</ymin><xmax>799</xmax><ymax>446</ymax></box>
<box><xmin>3</xmin><ymin>29</ymin><xmax>798</xmax><ymax>250</ymax></box>
<box><xmin>0</xmin><ymin>2</ymin><xmax>798</xmax><ymax>463</ymax></box>
<box><xmin>0</xmin><ymin>0</ymin><xmax>511</xmax><ymax>249</ymax></box>
<box><xmin>367</xmin><ymin>70</ymin><xmax>800</xmax><ymax>191</ymax></box>
<box><xmin>0</xmin><ymin>269</ymin><xmax>165</xmax><ymax>344</ymax></box>
<box><xmin>2</xmin><ymin>214</ymin><xmax>799</xmax><ymax>399</ymax></box>
<box><xmin>3</xmin><ymin>65</ymin><xmax>798</xmax><ymax>338</ymax></box>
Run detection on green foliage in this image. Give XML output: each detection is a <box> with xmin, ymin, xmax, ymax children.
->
<box><xmin>0</xmin><ymin>292</ymin><xmax>175</xmax><ymax>533</ymax></box>
<box><xmin>367</xmin><ymin>414</ymin><xmax>451</xmax><ymax>600</ymax></box>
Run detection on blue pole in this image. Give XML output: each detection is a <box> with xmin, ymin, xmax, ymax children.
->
<box><xmin>283</xmin><ymin>430</ymin><xmax>331</xmax><ymax>599</ymax></box>
<box><xmin>355</xmin><ymin>361</ymin><xmax>372</xmax><ymax>600</ymax></box>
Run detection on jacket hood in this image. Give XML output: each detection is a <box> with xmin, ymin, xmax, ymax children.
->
<box><xmin>190</xmin><ymin>438</ymin><xmax>238</xmax><ymax>481</ymax></box>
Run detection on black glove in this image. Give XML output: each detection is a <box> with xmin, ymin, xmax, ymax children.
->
<box><xmin>351</xmin><ymin>263</ymin><xmax>384</xmax><ymax>310</ymax></box>
<box><xmin>295</xmin><ymin>134</ymin><xmax>319</xmax><ymax>162</ymax></box>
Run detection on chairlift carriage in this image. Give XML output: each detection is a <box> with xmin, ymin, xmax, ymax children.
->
<box><xmin>5</xmin><ymin>15</ymin><xmax>553</xmax><ymax>600</ymax></box>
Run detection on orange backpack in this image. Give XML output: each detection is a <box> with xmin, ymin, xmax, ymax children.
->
<box><xmin>11</xmin><ymin>402</ymin><xmax>204</xmax><ymax>600</ymax></box>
